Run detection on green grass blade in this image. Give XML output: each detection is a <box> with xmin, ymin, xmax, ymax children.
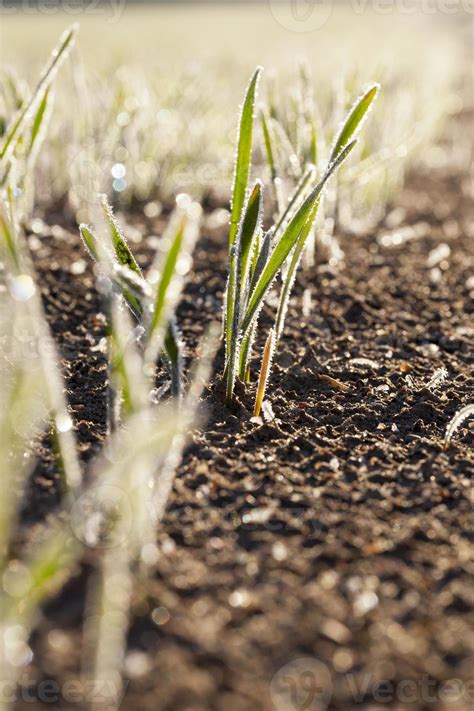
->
<box><xmin>149</xmin><ymin>215</ymin><xmax>187</xmax><ymax>397</ymax></box>
<box><xmin>109</xmin><ymin>297</ymin><xmax>148</xmax><ymax>419</ymax></box>
<box><xmin>144</xmin><ymin>205</ymin><xmax>199</xmax><ymax>378</ymax></box>
<box><xmin>80</xmin><ymin>218</ymin><xmax>146</xmax><ymax>426</ymax></box>
<box><xmin>239</xmin><ymin>180</ymin><xmax>263</xmax><ymax>299</ymax></box>
<box><xmin>2</xmin><ymin>68</ymin><xmax>25</xmax><ymax>113</ymax></box>
<box><xmin>148</xmin><ymin>215</ymin><xmax>186</xmax><ymax>338</ymax></box>
<box><xmin>241</xmin><ymin>140</ymin><xmax>357</xmax><ymax>338</ymax></box>
<box><xmin>238</xmin><ymin>320</ymin><xmax>258</xmax><ymax>383</ymax></box>
<box><xmin>225</xmin><ymin>181</ymin><xmax>263</xmax><ymax>403</ymax></box>
<box><xmin>18</xmin><ymin>88</ymin><xmax>55</xmax><ymax>218</ymax></box>
<box><xmin>80</xmin><ymin>221</ymin><xmax>143</xmax><ymax>320</ymax></box>
<box><xmin>329</xmin><ymin>83</ymin><xmax>379</xmax><ymax>164</ymax></box>
<box><xmin>249</xmin><ymin>229</ymin><xmax>272</xmax><ymax>295</ymax></box>
<box><xmin>113</xmin><ymin>264</ymin><xmax>152</xmax><ymax>305</ymax></box>
<box><xmin>28</xmin><ymin>86</ymin><xmax>52</xmax><ymax>155</ymax></box>
<box><xmin>238</xmin><ymin>228</ymin><xmax>272</xmax><ymax>382</ymax></box>
<box><xmin>225</xmin><ymin>67</ymin><xmax>262</xmax><ymax>377</ymax></box>
<box><xmin>0</xmin><ymin>25</ymin><xmax>77</xmax><ymax>161</ymax></box>
<box><xmin>0</xmin><ymin>196</ymin><xmax>19</xmax><ymax>268</ymax></box>
<box><xmin>274</xmin><ymin>205</ymin><xmax>317</xmax><ymax>342</ymax></box>
<box><xmin>1</xmin><ymin>197</ymin><xmax>82</xmax><ymax>494</ymax></box>
<box><xmin>2</xmin><ymin>525</ymin><xmax>80</xmax><ymax>625</ymax></box>
<box><xmin>228</xmin><ymin>66</ymin><xmax>262</xmax><ymax>250</ymax></box>
<box><xmin>273</xmin><ymin>165</ymin><xmax>315</xmax><ymax>238</ymax></box>
<box><xmin>0</xmin><ymin>368</ymin><xmax>42</xmax><ymax>568</ymax></box>
<box><xmin>100</xmin><ymin>193</ymin><xmax>141</xmax><ymax>275</ymax></box>
<box><xmin>225</xmin><ymin>241</ymin><xmax>241</xmax><ymax>404</ymax></box>
<box><xmin>79</xmin><ymin>223</ymin><xmax>100</xmax><ymax>261</ymax></box>
<box><xmin>99</xmin><ymin>195</ymin><xmax>144</xmax><ymax>318</ymax></box>
<box><xmin>164</xmin><ymin>320</ymin><xmax>183</xmax><ymax>398</ymax></box>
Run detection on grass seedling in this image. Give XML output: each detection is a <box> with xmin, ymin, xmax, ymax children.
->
<box><xmin>0</xmin><ymin>196</ymin><xmax>82</xmax><ymax>496</ymax></box>
<box><xmin>0</xmin><ymin>197</ymin><xmax>83</xmax><ymax>697</ymax></box>
<box><xmin>223</xmin><ymin>71</ymin><xmax>380</xmax><ymax>407</ymax></box>
<box><xmin>328</xmin><ymin>83</ymin><xmax>379</xmax><ymax>165</ymax></box>
<box><xmin>80</xmin><ymin>193</ymin><xmax>200</xmax><ymax>407</ymax></box>
<box><xmin>0</xmin><ymin>26</ymin><xmax>77</xmax><ymax>220</ymax></box>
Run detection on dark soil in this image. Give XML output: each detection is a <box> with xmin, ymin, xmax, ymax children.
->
<box><xmin>14</xmin><ymin>127</ymin><xmax>474</xmax><ymax>710</ymax></box>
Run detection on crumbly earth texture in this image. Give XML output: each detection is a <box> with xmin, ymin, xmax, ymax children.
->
<box><xmin>15</xmin><ymin>119</ymin><xmax>473</xmax><ymax>711</ymax></box>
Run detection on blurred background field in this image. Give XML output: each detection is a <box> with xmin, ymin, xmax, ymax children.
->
<box><xmin>1</xmin><ymin>3</ymin><xmax>470</xmax><ymax>222</ymax></box>
<box><xmin>2</xmin><ymin>3</ymin><xmax>466</xmax><ymax>69</ymax></box>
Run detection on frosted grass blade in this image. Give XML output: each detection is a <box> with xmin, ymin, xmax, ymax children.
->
<box><xmin>4</xmin><ymin>526</ymin><xmax>80</xmax><ymax>622</ymax></box>
<box><xmin>239</xmin><ymin>180</ymin><xmax>263</xmax><ymax>300</ymax></box>
<box><xmin>144</xmin><ymin>204</ymin><xmax>200</xmax><ymax>388</ymax></box>
<box><xmin>99</xmin><ymin>196</ymin><xmax>144</xmax><ymax>318</ymax></box>
<box><xmin>163</xmin><ymin>320</ymin><xmax>184</xmax><ymax>398</ymax></box>
<box><xmin>241</xmin><ymin>141</ymin><xmax>357</xmax><ymax>338</ymax></box>
<box><xmin>0</xmin><ymin>25</ymin><xmax>77</xmax><ymax>161</ymax></box>
<box><xmin>237</xmin><ymin>226</ymin><xmax>273</xmax><ymax>381</ymax></box>
<box><xmin>85</xmin><ymin>543</ymin><xmax>131</xmax><ymax>711</ymax></box>
<box><xmin>274</xmin><ymin>204</ymin><xmax>317</xmax><ymax>341</ymax></box>
<box><xmin>148</xmin><ymin>215</ymin><xmax>186</xmax><ymax>339</ymax></box>
<box><xmin>225</xmin><ymin>181</ymin><xmax>263</xmax><ymax>403</ymax></box>
<box><xmin>108</xmin><ymin>297</ymin><xmax>148</xmax><ymax>419</ymax></box>
<box><xmin>228</xmin><ymin>66</ymin><xmax>262</xmax><ymax>250</ymax></box>
<box><xmin>248</xmin><ymin>229</ymin><xmax>272</xmax><ymax>296</ymax></box>
<box><xmin>238</xmin><ymin>319</ymin><xmax>258</xmax><ymax>383</ymax></box>
<box><xmin>225</xmin><ymin>67</ymin><xmax>262</xmax><ymax>366</ymax></box>
<box><xmin>329</xmin><ymin>83</ymin><xmax>379</xmax><ymax>164</ymax></box>
<box><xmin>99</xmin><ymin>194</ymin><xmax>141</xmax><ymax>275</ymax></box>
<box><xmin>28</xmin><ymin>86</ymin><xmax>53</xmax><ymax>157</ymax></box>
<box><xmin>0</xmin><ymin>197</ymin><xmax>19</xmax><ymax>267</ymax></box>
<box><xmin>113</xmin><ymin>263</ymin><xmax>152</xmax><ymax>305</ymax></box>
<box><xmin>0</xmin><ymin>368</ymin><xmax>42</xmax><ymax>568</ymax></box>
<box><xmin>225</xmin><ymin>241</ymin><xmax>241</xmax><ymax>404</ymax></box>
<box><xmin>2</xmin><ymin>196</ymin><xmax>82</xmax><ymax>493</ymax></box>
<box><xmin>79</xmin><ymin>223</ymin><xmax>100</xmax><ymax>261</ymax></box>
<box><xmin>80</xmin><ymin>221</ymin><xmax>143</xmax><ymax>320</ymax></box>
